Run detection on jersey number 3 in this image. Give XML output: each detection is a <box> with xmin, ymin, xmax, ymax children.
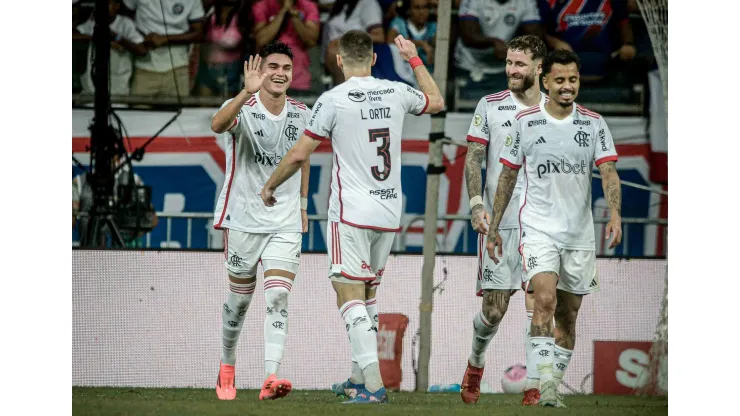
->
<box><xmin>369</xmin><ymin>128</ymin><xmax>391</xmax><ymax>181</ymax></box>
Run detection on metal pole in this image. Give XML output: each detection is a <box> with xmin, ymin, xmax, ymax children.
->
<box><xmin>417</xmin><ymin>0</ymin><xmax>451</xmax><ymax>392</ymax></box>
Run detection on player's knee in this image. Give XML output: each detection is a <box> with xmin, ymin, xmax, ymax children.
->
<box><xmin>481</xmin><ymin>290</ymin><xmax>511</xmax><ymax>325</ymax></box>
<box><xmin>264</xmin><ymin>278</ymin><xmax>293</xmax><ymax>310</ymax></box>
<box><xmin>534</xmin><ymin>291</ymin><xmax>557</xmax><ymax>313</ymax></box>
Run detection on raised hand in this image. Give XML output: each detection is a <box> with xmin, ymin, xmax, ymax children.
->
<box><xmin>394</xmin><ymin>35</ymin><xmax>419</xmax><ymax>61</ymax></box>
<box><xmin>243</xmin><ymin>55</ymin><xmax>268</xmax><ymax>94</ymax></box>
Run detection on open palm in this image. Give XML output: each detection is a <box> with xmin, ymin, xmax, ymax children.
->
<box><xmin>244</xmin><ymin>55</ymin><xmax>267</xmax><ymax>93</ymax></box>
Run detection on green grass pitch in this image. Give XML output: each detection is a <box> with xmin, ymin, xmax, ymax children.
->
<box><xmin>72</xmin><ymin>387</ymin><xmax>667</xmax><ymax>415</ymax></box>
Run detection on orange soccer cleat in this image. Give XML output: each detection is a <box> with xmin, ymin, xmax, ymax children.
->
<box><xmin>259</xmin><ymin>374</ymin><xmax>293</xmax><ymax>400</ymax></box>
<box><xmin>460</xmin><ymin>361</ymin><xmax>484</xmax><ymax>404</ymax></box>
<box><xmin>216</xmin><ymin>362</ymin><xmax>237</xmax><ymax>400</ymax></box>
<box><xmin>522</xmin><ymin>388</ymin><xmax>540</xmax><ymax>406</ymax></box>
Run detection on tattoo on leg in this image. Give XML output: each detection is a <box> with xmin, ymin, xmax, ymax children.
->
<box><xmin>530</xmin><ymin>322</ymin><xmax>554</xmax><ymax>337</ymax></box>
<box><xmin>554</xmin><ymin>291</ymin><xmax>582</xmax><ymax>350</ymax></box>
<box><xmin>482</xmin><ymin>290</ymin><xmax>511</xmax><ymax>326</ymax></box>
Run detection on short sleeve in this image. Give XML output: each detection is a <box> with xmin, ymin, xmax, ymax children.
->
<box><xmin>76</xmin><ymin>19</ymin><xmax>94</xmax><ymax>36</ymax></box>
<box><xmin>594</xmin><ymin>118</ymin><xmax>618</xmax><ymax>166</ymax></box>
<box><xmin>218</xmin><ymin>99</ymin><xmax>242</xmax><ymax>134</ymax></box>
<box><xmin>252</xmin><ymin>1</ymin><xmax>269</xmax><ymax>23</ymax></box>
<box><xmin>466</xmin><ymin>98</ymin><xmax>490</xmax><ymax>146</ymax></box>
<box><xmin>499</xmin><ymin>121</ymin><xmax>523</xmax><ymax>169</ymax></box>
<box><xmin>359</xmin><ymin>0</ymin><xmax>383</xmax><ymax>32</ymax></box>
<box><xmin>188</xmin><ymin>0</ymin><xmax>205</xmax><ymax>21</ymax></box>
<box><xmin>304</xmin><ymin>94</ymin><xmax>335</xmax><ymax>141</ymax></box>
<box><xmin>521</xmin><ymin>0</ymin><xmax>541</xmax><ymax>24</ymax></box>
<box><xmin>458</xmin><ymin>0</ymin><xmax>480</xmax><ymax>21</ymax></box>
<box><xmin>120</xmin><ymin>17</ymin><xmax>144</xmax><ymax>43</ymax></box>
<box><xmin>302</xmin><ymin>0</ymin><xmax>320</xmax><ymax>23</ymax></box>
<box><xmin>123</xmin><ymin>0</ymin><xmax>137</xmax><ymax>10</ymax></box>
<box><xmin>401</xmin><ymin>84</ymin><xmax>429</xmax><ymax>116</ymax></box>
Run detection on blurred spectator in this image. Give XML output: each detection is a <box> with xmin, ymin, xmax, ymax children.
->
<box><xmin>538</xmin><ymin>0</ymin><xmax>637</xmax><ymax>83</ymax></box>
<box><xmin>387</xmin><ymin>0</ymin><xmax>437</xmax><ymax>71</ymax></box>
<box><xmin>454</xmin><ymin>0</ymin><xmax>541</xmax><ymax>89</ymax></box>
<box><xmin>322</xmin><ymin>0</ymin><xmax>385</xmax><ymax>85</ymax></box>
<box><xmin>124</xmin><ymin>0</ymin><xmax>205</xmax><ymax>97</ymax></box>
<box><xmin>196</xmin><ymin>0</ymin><xmax>252</xmax><ymax>96</ymax></box>
<box><xmin>73</xmin><ymin>0</ymin><xmax>146</xmax><ymax>96</ymax></box>
<box><xmin>252</xmin><ymin>0</ymin><xmax>320</xmax><ymax>91</ymax></box>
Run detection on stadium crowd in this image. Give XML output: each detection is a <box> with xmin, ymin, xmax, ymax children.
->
<box><xmin>72</xmin><ymin>0</ymin><xmax>656</xmax><ymax>105</ymax></box>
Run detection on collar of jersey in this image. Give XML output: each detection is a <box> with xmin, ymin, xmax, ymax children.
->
<box><xmin>540</xmin><ymin>100</ymin><xmax>577</xmax><ymax>125</ymax></box>
<box><xmin>254</xmin><ymin>92</ymin><xmax>287</xmax><ymax>121</ymax></box>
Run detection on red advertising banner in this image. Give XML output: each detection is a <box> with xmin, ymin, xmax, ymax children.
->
<box><xmin>593</xmin><ymin>341</ymin><xmax>665</xmax><ymax>395</ymax></box>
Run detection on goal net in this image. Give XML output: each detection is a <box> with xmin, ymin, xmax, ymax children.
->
<box><xmin>636</xmin><ymin>0</ymin><xmax>668</xmax><ymax>395</ymax></box>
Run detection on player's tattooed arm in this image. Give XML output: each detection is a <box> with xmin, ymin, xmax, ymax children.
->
<box><xmin>598</xmin><ymin>161</ymin><xmax>622</xmax><ymax>218</ymax></box>
<box><xmin>465</xmin><ymin>142</ymin><xmax>486</xmax><ymax>201</ymax></box>
<box><xmin>489</xmin><ymin>165</ymin><xmax>519</xmax><ymax>232</ymax></box>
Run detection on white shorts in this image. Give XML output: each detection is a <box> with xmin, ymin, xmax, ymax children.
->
<box><xmin>326</xmin><ymin>221</ymin><xmax>395</xmax><ymax>286</ymax></box>
<box><xmin>223</xmin><ymin>229</ymin><xmax>302</xmax><ymax>277</ymax></box>
<box><xmin>476</xmin><ymin>228</ymin><xmax>522</xmax><ymax>295</ymax></box>
<box><xmin>520</xmin><ymin>239</ymin><xmax>600</xmax><ymax>295</ymax></box>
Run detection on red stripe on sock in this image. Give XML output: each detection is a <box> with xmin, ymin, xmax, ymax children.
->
<box><xmin>340</xmin><ymin>301</ymin><xmax>365</xmax><ymax>316</ymax></box>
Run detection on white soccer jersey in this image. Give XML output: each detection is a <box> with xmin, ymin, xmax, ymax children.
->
<box><xmin>500</xmin><ymin>102</ymin><xmax>618</xmax><ymax>249</ymax></box>
<box><xmin>124</xmin><ymin>0</ymin><xmax>205</xmax><ymax>72</ymax></box>
<box><xmin>305</xmin><ymin>76</ymin><xmax>429</xmax><ymax>231</ymax></box>
<box><xmin>454</xmin><ymin>0</ymin><xmax>540</xmax><ymax>73</ymax></box>
<box><xmin>213</xmin><ymin>93</ymin><xmax>311</xmax><ymax>233</ymax></box>
<box><xmin>466</xmin><ymin>90</ymin><xmax>546</xmax><ymax>230</ymax></box>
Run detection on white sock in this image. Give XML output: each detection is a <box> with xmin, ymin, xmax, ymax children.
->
<box><xmin>350</xmin><ymin>360</ymin><xmax>365</xmax><ymax>384</ymax></box>
<box><xmin>469</xmin><ymin>311</ymin><xmax>499</xmax><ymax>368</ymax></box>
<box><xmin>531</xmin><ymin>337</ymin><xmax>555</xmax><ymax>385</ymax></box>
<box><xmin>221</xmin><ymin>281</ymin><xmax>256</xmax><ymax>365</ymax></box>
<box><xmin>524</xmin><ymin>310</ymin><xmax>539</xmax><ymax>390</ymax></box>
<box><xmin>264</xmin><ymin>277</ymin><xmax>292</xmax><ymax>378</ymax></box>
<box><xmin>340</xmin><ymin>300</ymin><xmax>383</xmax><ymax>392</ymax></box>
<box><xmin>365</xmin><ymin>297</ymin><xmax>379</xmax><ymax>331</ymax></box>
<box><xmin>553</xmin><ymin>344</ymin><xmax>573</xmax><ymax>389</ymax></box>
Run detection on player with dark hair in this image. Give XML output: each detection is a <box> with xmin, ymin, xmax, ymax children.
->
<box><xmin>210</xmin><ymin>40</ymin><xmax>311</xmax><ymax>401</ymax></box>
<box><xmin>461</xmin><ymin>34</ymin><xmax>552</xmax><ymax>406</ymax></box>
<box><xmin>260</xmin><ymin>30</ymin><xmax>444</xmax><ymax>403</ymax></box>
<box><xmin>488</xmin><ymin>49</ymin><xmax>622</xmax><ymax>407</ymax></box>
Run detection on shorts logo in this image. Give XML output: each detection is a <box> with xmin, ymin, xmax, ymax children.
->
<box><xmin>527</xmin><ymin>256</ymin><xmax>538</xmax><ymax>269</ymax></box>
<box><xmin>376</xmin><ymin>267</ymin><xmax>385</xmax><ymax>277</ymax></box>
<box><xmin>482</xmin><ymin>268</ymin><xmax>494</xmax><ymax>282</ymax></box>
<box><xmin>348</xmin><ymin>90</ymin><xmax>366</xmax><ymax>102</ymax></box>
<box><xmin>229</xmin><ymin>254</ymin><xmax>242</xmax><ymax>267</ymax></box>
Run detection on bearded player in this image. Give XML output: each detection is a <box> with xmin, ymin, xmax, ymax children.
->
<box><xmin>210</xmin><ymin>41</ymin><xmax>312</xmax><ymax>401</ymax></box>
<box><xmin>261</xmin><ymin>30</ymin><xmax>444</xmax><ymax>403</ymax></box>
<box><xmin>488</xmin><ymin>49</ymin><xmax>622</xmax><ymax>407</ymax></box>
<box><xmin>461</xmin><ymin>35</ymin><xmax>551</xmax><ymax>406</ymax></box>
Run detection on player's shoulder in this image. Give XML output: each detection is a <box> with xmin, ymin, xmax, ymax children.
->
<box><xmin>243</xmin><ymin>93</ymin><xmax>258</xmax><ymax>108</ymax></box>
<box><xmin>514</xmin><ymin>103</ymin><xmax>543</xmax><ymax>121</ymax></box>
<box><xmin>483</xmin><ymin>89</ymin><xmax>512</xmax><ymax>104</ymax></box>
<box><xmin>575</xmin><ymin>103</ymin><xmax>602</xmax><ymax>120</ymax></box>
<box><xmin>286</xmin><ymin>96</ymin><xmax>309</xmax><ymax>113</ymax></box>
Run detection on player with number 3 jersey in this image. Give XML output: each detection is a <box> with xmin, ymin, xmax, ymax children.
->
<box><xmin>261</xmin><ymin>30</ymin><xmax>444</xmax><ymax>404</ymax></box>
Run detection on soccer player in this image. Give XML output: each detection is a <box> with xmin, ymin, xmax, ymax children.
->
<box><xmin>487</xmin><ymin>49</ymin><xmax>622</xmax><ymax>407</ymax></box>
<box><xmin>260</xmin><ymin>30</ymin><xmax>444</xmax><ymax>403</ymax></box>
<box><xmin>210</xmin><ymin>41</ymin><xmax>312</xmax><ymax>401</ymax></box>
<box><xmin>460</xmin><ymin>35</ymin><xmax>548</xmax><ymax>406</ymax></box>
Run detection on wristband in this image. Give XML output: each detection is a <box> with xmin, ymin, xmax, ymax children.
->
<box><xmin>469</xmin><ymin>195</ymin><xmax>483</xmax><ymax>209</ymax></box>
<box><xmin>409</xmin><ymin>56</ymin><xmax>423</xmax><ymax>69</ymax></box>
<box><xmin>300</xmin><ymin>197</ymin><xmax>308</xmax><ymax>210</ymax></box>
